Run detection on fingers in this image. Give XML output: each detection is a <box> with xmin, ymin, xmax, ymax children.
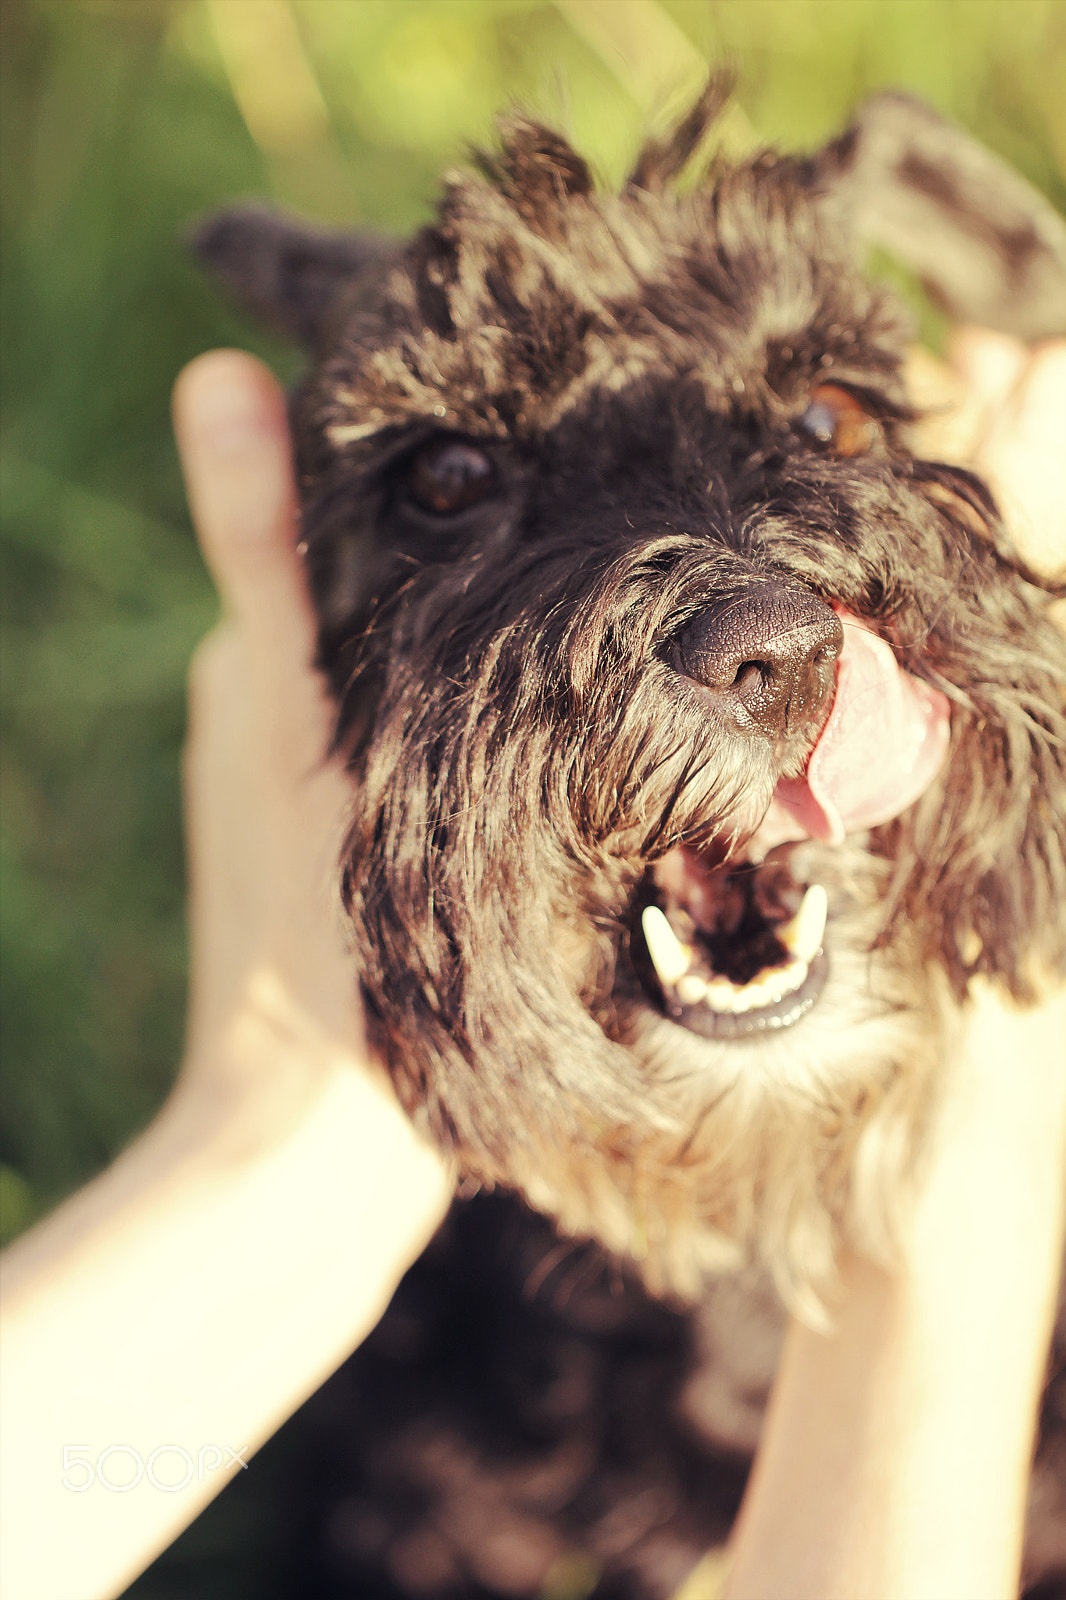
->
<box><xmin>174</xmin><ymin>348</ymin><xmax>344</xmax><ymax>787</ymax></box>
<box><xmin>948</xmin><ymin>327</ymin><xmax>1029</xmax><ymax>412</ymax></box>
<box><xmin>172</xmin><ymin>350</ymin><xmax>316</xmax><ymax>672</ymax></box>
<box><xmin>952</xmin><ymin>334</ymin><xmax>1066</xmax><ymax>574</ymax></box>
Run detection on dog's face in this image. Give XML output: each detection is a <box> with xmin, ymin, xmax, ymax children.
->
<box><xmin>198</xmin><ymin>87</ymin><xmax>1066</xmax><ymax>1300</ymax></box>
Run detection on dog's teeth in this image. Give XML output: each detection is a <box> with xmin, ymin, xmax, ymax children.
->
<box><xmin>641</xmin><ymin>906</ymin><xmax>693</xmax><ymax>986</ymax></box>
<box><xmin>760</xmin><ymin>957</ymin><xmax>811</xmax><ymax>1001</ymax></box>
<box><xmin>724</xmin><ymin>979</ymin><xmax>763</xmax><ymax>1013</ymax></box>
<box><xmin>704</xmin><ymin>977</ymin><xmax>738</xmax><ymax>1009</ymax></box>
<box><xmin>676</xmin><ymin>973</ymin><xmax>709</xmax><ymax>1006</ymax></box>
<box><xmin>647</xmin><ymin>899</ymin><xmax>819</xmax><ymax>1018</ymax></box>
<box><xmin>777</xmin><ymin>884</ymin><xmax>829</xmax><ymax>964</ymax></box>
<box><xmin>684</xmin><ymin>959</ymin><xmax>812</xmax><ymax>1016</ymax></box>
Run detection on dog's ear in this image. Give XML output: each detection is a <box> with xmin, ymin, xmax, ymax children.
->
<box><xmin>629</xmin><ymin>72</ymin><xmax>735</xmax><ymax>191</ymax></box>
<box><xmin>189</xmin><ymin>204</ymin><xmax>395</xmax><ymax>349</ymax></box>
<box><xmin>807</xmin><ymin>92</ymin><xmax>1066</xmax><ymax>341</ymax></box>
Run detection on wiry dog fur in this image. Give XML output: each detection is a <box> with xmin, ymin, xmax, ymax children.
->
<box><xmin>197</xmin><ymin>83</ymin><xmax>1066</xmax><ymax>1593</ymax></box>
<box><xmin>199</xmin><ymin>84</ymin><xmax>1066</xmax><ymax>1305</ymax></box>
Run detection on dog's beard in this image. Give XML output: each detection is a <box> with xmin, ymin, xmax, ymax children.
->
<box><xmin>335</xmin><ymin>580</ymin><xmax>942</xmax><ymax>1299</ymax></box>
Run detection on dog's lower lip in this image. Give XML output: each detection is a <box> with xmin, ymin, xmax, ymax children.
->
<box><xmin>663</xmin><ymin>948</ymin><xmax>829</xmax><ymax>1039</ymax></box>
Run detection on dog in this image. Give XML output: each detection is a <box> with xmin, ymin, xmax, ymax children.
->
<box><xmin>195</xmin><ymin>82</ymin><xmax>1066</xmax><ymax>1594</ymax></box>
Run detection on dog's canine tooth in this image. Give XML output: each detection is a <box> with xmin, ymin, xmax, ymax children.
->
<box><xmin>777</xmin><ymin>884</ymin><xmax>829</xmax><ymax>964</ymax></box>
<box><xmin>641</xmin><ymin>905</ymin><xmax>692</xmax><ymax>985</ymax></box>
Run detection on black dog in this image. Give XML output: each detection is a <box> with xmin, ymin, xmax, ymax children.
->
<box><xmin>197</xmin><ymin>83</ymin><xmax>1066</xmax><ymax>1593</ymax></box>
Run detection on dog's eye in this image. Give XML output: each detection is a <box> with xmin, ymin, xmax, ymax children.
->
<box><xmin>407</xmin><ymin>438</ymin><xmax>496</xmax><ymax>515</ymax></box>
<box><xmin>798</xmin><ymin>384</ymin><xmax>878</xmax><ymax>457</ymax></box>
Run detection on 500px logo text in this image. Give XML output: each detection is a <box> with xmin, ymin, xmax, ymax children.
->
<box><xmin>61</xmin><ymin>1443</ymin><xmax>249</xmax><ymax>1491</ymax></box>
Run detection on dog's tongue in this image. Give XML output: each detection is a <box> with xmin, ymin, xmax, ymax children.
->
<box><xmin>756</xmin><ymin>612</ymin><xmax>951</xmax><ymax>850</ymax></box>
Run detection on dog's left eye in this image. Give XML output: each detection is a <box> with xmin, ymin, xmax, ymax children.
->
<box><xmin>407</xmin><ymin>438</ymin><xmax>497</xmax><ymax>515</ymax></box>
<box><xmin>798</xmin><ymin>384</ymin><xmax>879</xmax><ymax>457</ymax></box>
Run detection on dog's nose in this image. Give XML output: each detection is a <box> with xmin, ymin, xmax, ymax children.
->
<box><xmin>675</xmin><ymin>582</ymin><xmax>843</xmax><ymax>740</ymax></box>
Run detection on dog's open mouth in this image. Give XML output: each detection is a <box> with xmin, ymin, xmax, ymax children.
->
<box><xmin>632</xmin><ymin>615</ymin><xmax>953</xmax><ymax>1040</ymax></box>
<box><xmin>637</xmin><ymin>845</ymin><xmax>829</xmax><ymax>1039</ymax></box>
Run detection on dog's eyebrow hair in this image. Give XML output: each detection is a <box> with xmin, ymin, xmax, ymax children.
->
<box><xmin>328</xmin><ymin>417</ymin><xmax>388</xmax><ymax>445</ymax></box>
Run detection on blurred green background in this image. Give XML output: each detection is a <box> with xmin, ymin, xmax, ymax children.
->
<box><xmin>1</xmin><ymin>0</ymin><xmax>1063</xmax><ymax>1593</ymax></box>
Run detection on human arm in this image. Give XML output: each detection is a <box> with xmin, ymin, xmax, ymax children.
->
<box><xmin>725</xmin><ymin>984</ymin><xmax>1066</xmax><ymax>1600</ymax></box>
<box><xmin>0</xmin><ymin>351</ymin><xmax>453</xmax><ymax>1600</ymax></box>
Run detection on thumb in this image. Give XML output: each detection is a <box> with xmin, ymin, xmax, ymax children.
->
<box><xmin>173</xmin><ymin>349</ymin><xmax>318</xmax><ymax>673</ymax></box>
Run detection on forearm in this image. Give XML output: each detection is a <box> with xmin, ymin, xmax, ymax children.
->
<box><xmin>0</xmin><ymin>1036</ymin><xmax>452</xmax><ymax>1600</ymax></box>
<box><xmin>725</xmin><ymin>985</ymin><xmax>1066</xmax><ymax>1600</ymax></box>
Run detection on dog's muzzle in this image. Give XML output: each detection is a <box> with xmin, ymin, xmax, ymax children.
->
<box><xmin>637</xmin><ymin>846</ymin><xmax>831</xmax><ymax>1040</ymax></box>
<box><xmin>635</xmin><ymin>594</ymin><xmax>952</xmax><ymax>1041</ymax></box>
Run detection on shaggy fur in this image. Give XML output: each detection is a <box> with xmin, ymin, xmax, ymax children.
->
<box><xmin>193</xmin><ymin>83</ymin><xmax>1066</xmax><ymax>1597</ymax></box>
<box><xmin>198</xmin><ymin>84</ymin><xmax>1066</xmax><ymax>1316</ymax></box>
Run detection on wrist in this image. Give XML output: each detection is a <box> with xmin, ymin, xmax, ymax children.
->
<box><xmin>178</xmin><ymin>957</ymin><xmax>381</xmax><ymax>1163</ymax></box>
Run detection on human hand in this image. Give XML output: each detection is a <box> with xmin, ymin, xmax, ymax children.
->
<box><xmin>909</xmin><ymin>331</ymin><xmax>1066</xmax><ymax>579</ymax></box>
<box><xmin>0</xmin><ymin>352</ymin><xmax>450</xmax><ymax>1600</ymax></box>
<box><xmin>172</xmin><ymin>350</ymin><xmax>445</xmax><ymax>1165</ymax></box>
<box><xmin>956</xmin><ymin>332</ymin><xmax>1066</xmax><ymax>589</ymax></box>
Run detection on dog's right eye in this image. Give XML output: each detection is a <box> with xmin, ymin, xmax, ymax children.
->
<box><xmin>407</xmin><ymin>438</ymin><xmax>497</xmax><ymax>516</ymax></box>
<box><xmin>797</xmin><ymin>384</ymin><xmax>879</xmax><ymax>458</ymax></box>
